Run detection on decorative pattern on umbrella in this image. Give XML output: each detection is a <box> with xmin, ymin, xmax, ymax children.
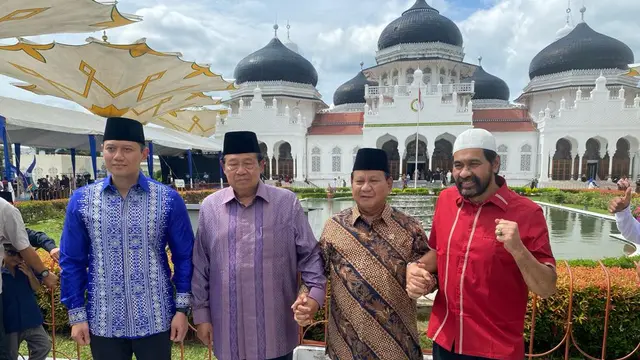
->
<box><xmin>156</xmin><ymin>108</ymin><xmax>227</xmax><ymax>137</ymax></box>
<box><xmin>0</xmin><ymin>37</ymin><xmax>236</xmax><ymax>119</ymax></box>
<box><xmin>0</xmin><ymin>0</ymin><xmax>141</xmax><ymax>39</ymax></box>
<box><xmin>125</xmin><ymin>92</ymin><xmax>222</xmax><ymax>123</ymax></box>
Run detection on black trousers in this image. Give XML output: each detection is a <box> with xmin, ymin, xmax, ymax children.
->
<box><xmin>89</xmin><ymin>330</ymin><xmax>171</xmax><ymax>360</ymax></box>
<box><xmin>432</xmin><ymin>342</ymin><xmax>495</xmax><ymax>360</ymax></box>
<box><xmin>0</xmin><ymin>294</ymin><xmax>9</xmax><ymax>360</ymax></box>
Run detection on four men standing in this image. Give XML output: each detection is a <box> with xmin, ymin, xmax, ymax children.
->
<box><xmin>55</xmin><ymin>125</ymin><xmax>559</xmax><ymax>359</ymax></box>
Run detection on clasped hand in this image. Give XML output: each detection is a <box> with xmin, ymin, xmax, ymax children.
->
<box><xmin>291</xmin><ymin>293</ymin><xmax>319</xmax><ymax>327</ymax></box>
<box><xmin>406</xmin><ymin>262</ymin><xmax>436</xmax><ymax>299</ymax></box>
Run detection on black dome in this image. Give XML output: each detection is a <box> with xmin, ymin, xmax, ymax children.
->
<box><xmin>333</xmin><ymin>71</ymin><xmax>378</xmax><ymax>106</ymax></box>
<box><xmin>465</xmin><ymin>66</ymin><xmax>510</xmax><ymax>101</ymax></box>
<box><xmin>529</xmin><ymin>22</ymin><xmax>634</xmax><ymax>79</ymax></box>
<box><xmin>234</xmin><ymin>37</ymin><xmax>318</xmax><ymax>86</ymax></box>
<box><xmin>377</xmin><ymin>0</ymin><xmax>463</xmax><ymax>51</ymax></box>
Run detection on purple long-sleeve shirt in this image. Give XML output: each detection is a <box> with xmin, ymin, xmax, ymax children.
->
<box><xmin>192</xmin><ymin>181</ymin><xmax>326</xmax><ymax>360</ymax></box>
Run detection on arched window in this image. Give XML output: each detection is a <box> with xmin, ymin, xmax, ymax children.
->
<box><xmin>406</xmin><ymin>68</ymin><xmax>414</xmax><ymax>84</ymax></box>
<box><xmin>311</xmin><ymin>147</ymin><xmax>321</xmax><ymax>173</ymax></box>
<box><xmin>497</xmin><ymin>144</ymin><xmax>508</xmax><ymax>172</ymax></box>
<box><xmin>520</xmin><ymin>144</ymin><xmax>532</xmax><ymax>172</ymax></box>
<box><xmin>332</xmin><ymin>147</ymin><xmax>342</xmax><ymax>172</ymax></box>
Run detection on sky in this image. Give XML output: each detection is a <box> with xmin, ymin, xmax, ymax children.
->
<box><xmin>1</xmin><ymin>0</ymin><xmax>639</xmax><ymax>113</ymax></box>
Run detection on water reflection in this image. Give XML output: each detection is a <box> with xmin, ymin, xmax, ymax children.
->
<box><xmin>302</xmin><ymin>198</ymin><xmax>630</xmax><ymax>260</ymax></box>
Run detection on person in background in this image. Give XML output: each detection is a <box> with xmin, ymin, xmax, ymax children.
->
<box><xmin>608</xmin><ymin>184</ymin><xmax>640</xmax><ymax>285</ymax></box>
<box><xmin>407</xmin><ymin>128</ymin><xmax>557</xmax><ymax>360</ymax></box>
<box><xmin>59</xmin><ymin>117</ymin><xmax>194</xmax><ymax>360</ymax></box>
<box><xmin>0</xmin><ymin>192</ymin><xmax>57</xmax><ymax>360</ymax></box>
<box><xmin>2</xmin><ymin>244</ymin><xmax>51</xmax><ymax>360</ymax></box>
<box><xmin>297</xmin><ymin>148</ymin><xmax>431</xmax><ymax>359</ymax></box>
<box><xmin>192</xmin><ymin>131</ymin><xmax>326</xmax><ymax>360</ymax></box>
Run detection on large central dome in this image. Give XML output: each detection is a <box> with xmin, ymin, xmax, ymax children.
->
<box><xmin>377</xmin><ymin>0</ymin><xmax>463</xmax><ymax>51</ymax></box>
<box><xmin>529</xmin><ymin>22</ymin><xmax>634</xmax><ymax>79</ymax></box>
<box><xmin>234</xmin><ymin>36</ymin><xmax>318</xmax><ymax>86</ymax></box>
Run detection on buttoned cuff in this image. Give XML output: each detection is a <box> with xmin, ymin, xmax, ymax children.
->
<box><xmin>68</xmin><ymin>307</ymin><xmax>87</xmax><ymax>325</ymax></box>
<box><xmin>192</xmin><ymin>308</ymin><xmax>211</xmax><ymax>325</ymax></box>
<box><xmin>308</xmin><ymin>287</ymin><xmax>326</xmax><ymax>308</ymax></box>
<box><xmin>175</xmin><ymin>292</ymin><xmax>191</xmax><ymax>309</ymax></box>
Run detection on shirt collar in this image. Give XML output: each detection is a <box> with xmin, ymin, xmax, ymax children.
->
<box><xmin>455</xmin><ymin>175</ymin><xmax>510</xmax><ymax>211</ymax></box>
<box><xmin>101</xmin><ymin>171</ymin><xmax>150</xmax><ymax>193</ymax></box>
<box><xmin>222</xmin><ymin>180</ymin><xmax>271</xmax><ymax>205</ymax></box>
<box><xmin>350</xmin><ymin>203</ymin><xmax>393</xmax><ymax>226</ymax></box>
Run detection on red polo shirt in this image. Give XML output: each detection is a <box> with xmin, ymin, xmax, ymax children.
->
<box><xmin>427</xmin><ymin>177</ymin><xmax>555</xmax><ymax>359</ymax></box>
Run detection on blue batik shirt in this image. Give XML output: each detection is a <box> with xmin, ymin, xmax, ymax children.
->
<box><xmin>60</xmin><ymin>172</ymin><xmax>194</xmax><ymax>339</ymax></box>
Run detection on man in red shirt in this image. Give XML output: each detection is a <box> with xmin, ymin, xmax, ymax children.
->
<box><xmin>406</xmin><ymin>128</ymin><xmax>557</xmax><ymax>359</ymax></box>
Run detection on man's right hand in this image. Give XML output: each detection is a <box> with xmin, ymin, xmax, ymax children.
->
<box><xmin>609</xmin><ymin>187</ymin><xmax>633</xmax><ymax>214</ymax></box>
<box><xmin>406</xmin><ymin>262</ymin><xmax>435</xmax><ymax>299</ymax></box>
<box><xmin>196</xmin><ymin>323</ymin><xmax>213</xmax><ymax>346</ymax></box>
<box><xmin>71</xmin><ymin>322</ymin><xmax>90</xmax><ymax>345</ymax></box>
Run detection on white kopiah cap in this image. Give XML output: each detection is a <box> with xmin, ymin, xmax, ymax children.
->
<box><xmin>453</xmin><ymin>128</ymin><xmax>496</xmax><ymax>154</ymax></box>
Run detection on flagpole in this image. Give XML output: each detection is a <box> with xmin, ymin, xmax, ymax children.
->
<box><xmin>414</xmin><ymin>84</ymin><xmax>421</xmax><ymax>189</ymax></box>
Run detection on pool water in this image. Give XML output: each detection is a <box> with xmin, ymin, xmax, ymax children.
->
<box><xmin>301</xmin><ymin>197</ymin><xmax>636</xmax><ymax>260</ymax></box>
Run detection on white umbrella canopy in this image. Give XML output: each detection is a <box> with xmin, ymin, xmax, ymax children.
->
<box><xmin>154</xmin><ymin>107</ymin><xmax>227</xmax><ymax>138</ymax></box>
<box><xmin>0</xmin><ymin>37</ymin><xmax>235</xmax><ymax>119</ymax></box>
<box><xmin>627</xmin><ymin>63</ymin><xmax>640</xmax><ymax>77</ymax></box>
<box><xmin>0</xmin><ymin>0</ymin><xmax>140</xmax><ymax>39</ymax></box>
<box><xmin>125</xmin><ymin>92</ymin><xmax>222</xmax><ymax>122</ymax></box>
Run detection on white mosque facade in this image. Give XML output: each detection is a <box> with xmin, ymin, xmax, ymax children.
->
<box><xmin>215</xmin><ymin>0</ymin><xmax>640</xmax><ymax>187</ymax></box>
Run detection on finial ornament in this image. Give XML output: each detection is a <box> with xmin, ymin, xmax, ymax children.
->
<box><xmin>286</xmin><ymin>20</ymin><xmax>291</xmax><ymax>40</ymax></box>
<box><xmin>580</xmin><ymin>5</ymin><xmax>586</xmax><ymax>21</ymax></box>
<box><xmin>102</xmin><ymin>30</ymin><xmax>108</xmax><ymax>42</ymax></box>
<box><xmin>273</xmin><ymin>23</ymin><xmax>279</xmax><ymax>37</ymax></box>
<box><xmin>478</xmin><ymin>56</ymin><xmax>482</xmax><ymax>66</ymax></box>
<box><xmin>360</xmin><ymin>61</ymin><xmax>364</xmax><ymax>70</ymax></box>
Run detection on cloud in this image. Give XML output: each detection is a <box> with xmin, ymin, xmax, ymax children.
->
<box><xmin>0</xmin><ymin>0</ymin><xmax>638</xmax><ymax>114</ymax></box>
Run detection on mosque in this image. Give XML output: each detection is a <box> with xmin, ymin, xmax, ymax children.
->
<box><xmin>214</xmin><ymin>0</ymin><xmax>640</xmax><ymax>187</ymax></box>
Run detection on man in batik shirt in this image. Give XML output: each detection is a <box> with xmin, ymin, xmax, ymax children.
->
<box><xmin>297</xmin><ymin>148</ymin><xmax>430</xmax><ymax>359</ymax></box>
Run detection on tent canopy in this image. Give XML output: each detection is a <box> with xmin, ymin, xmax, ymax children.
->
<box><xmin>0</xmin><ymin>96</ymin><xmax>221</xmax><ymax>156</ymax></box>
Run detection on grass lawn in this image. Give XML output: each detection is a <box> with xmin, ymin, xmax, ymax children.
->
<box><xmin>26</xmin><ymin>217</ymin><xmax>64</xmax><ymax>245</ymax></box>
<box><xmin>537</xmin><ymin>198</ymin><xmax>611</xmax><ymax>215</ymax></box>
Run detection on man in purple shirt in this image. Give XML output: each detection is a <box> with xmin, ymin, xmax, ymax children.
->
<box><xmin>192</xmin><ymin>131</ymin><xmax>326</xmax><ymax>360</ymax></box>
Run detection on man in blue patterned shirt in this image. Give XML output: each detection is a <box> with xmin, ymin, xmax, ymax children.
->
<box><xmin>59</xmin><ymin>117</ymin><xmax>194</xmax><ymax>360</ymax></box>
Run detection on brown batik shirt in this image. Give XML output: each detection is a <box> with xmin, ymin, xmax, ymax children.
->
<box><xmin>319</xmin><ymin>204</ymin><xmax>430</xmax><ymax>360</ymax></box>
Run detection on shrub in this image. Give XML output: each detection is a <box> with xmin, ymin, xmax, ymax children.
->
<box><xmin>525</xmin><ymin>264</ymin><xmax>640</xmax><ymax>358</ymax></box>
<box><xmin>16</xmin><ymin>200</ymin><xmax>68</xmax><ymax>223</ymax></box>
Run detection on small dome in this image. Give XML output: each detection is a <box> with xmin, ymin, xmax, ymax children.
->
<box><xmin>333</xmin><ymin>71</ymin><xmax>378</xmax><ymax>106</ymax></box>
<box><xmin>234</xmin><ymin>37</ymin><xmax>318</xmax><ymax>86</ymax></box>
<box><xmin>377</xmin><ymin>0</ymin><xmax>463</xmax><ymax>51</ymax></box>
<box><xmin>465</xmin><ymin>65</ymin><xmax>510</xmax><ymax>101</ymax></box>
<box><xmin>529</xmin><ymin>22</ymin><xmax>634</xmax><ymax>79</ymax></box>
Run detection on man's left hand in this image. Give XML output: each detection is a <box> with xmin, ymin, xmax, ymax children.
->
<box><xmin>291</xmin><ymin>293</ymin><xmax>319</xmax><ymax>327</ymax></box>
<box><xmin>170</xmin><ymin>312</ymin><xmax>188</xmax><ymax>342</ymax></box>
<box><xmin>495</xmin><ymin>219</ymin><xmax>525</xmax><ymax>255</ymax></box>
<box><xmin>49</xmin><ymin>248</ymin><xmax>60</xmax><ymax>262</ymax></box>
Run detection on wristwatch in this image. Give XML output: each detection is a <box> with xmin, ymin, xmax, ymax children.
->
<box><xmin>39</xmin><ymin>270</ymin><xmax>50</xmax><ymax>279</ymax></box>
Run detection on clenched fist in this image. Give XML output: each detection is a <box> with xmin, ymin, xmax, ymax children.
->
<box><xmin>495</xmin><ymin>219</ymin><xmax>525</xmax><ymax>255</ymax></box>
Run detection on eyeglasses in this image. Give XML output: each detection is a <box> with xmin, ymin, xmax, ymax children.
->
<box><xmin>225</xmin><ymin>162</ymin><xmax>258</xmax><ymax>172</ymax></box>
